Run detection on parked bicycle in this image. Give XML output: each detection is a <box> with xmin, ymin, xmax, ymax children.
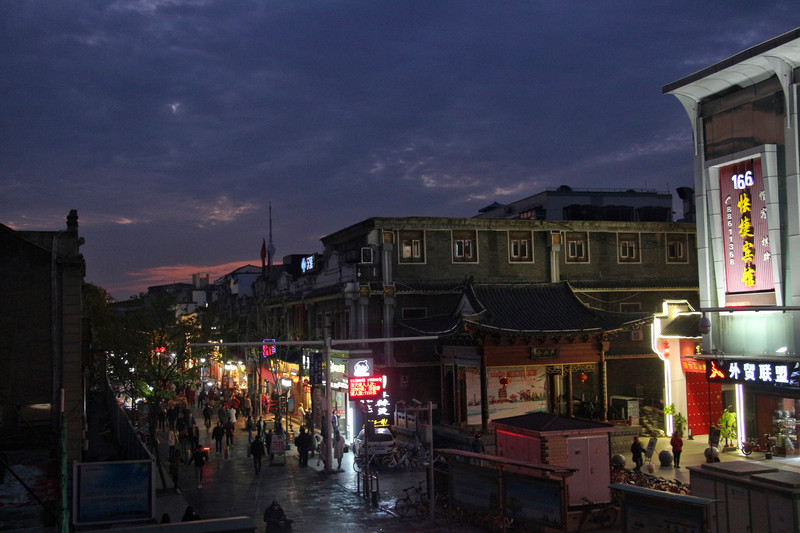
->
<box><xmin>394</xmin><ymin>481</ymin><xmax>428</xmax><ymax>517</ymax></box>
<box><xmin>353</xmin><ymin>450</ymin><xmax>381</xmax><ymax>473</ymax></box>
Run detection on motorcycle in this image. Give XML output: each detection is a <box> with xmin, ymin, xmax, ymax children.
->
<box><xmin>741</xmin><ymin>434</ymin><xmax>775</xmax><ymax>456</ymax></box>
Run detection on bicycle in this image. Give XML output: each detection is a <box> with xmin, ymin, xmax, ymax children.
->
<box><xmin>353</xmin><ymin>450</ymin><xmax>381</xmax><ymax>473</ymax></box>
<box><xmin>394</xmin><ymin>481</ymin><xmax>427</xmax><ymax>517</ymax></box>
<box><xmin>381</xmin><ymin>445</ymin><xmax>414</xmax><ymax>472</ymax></box>
<box><xmin>576</xmin><ymin>497</ymin><xmax>618</xmax><ymax>532</ymax></box>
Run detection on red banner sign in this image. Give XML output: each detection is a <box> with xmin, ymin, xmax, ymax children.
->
<box><xmin>718</xmin><ymin>157</ymin><xmax>774</xmax><ymax>296</ymax></box>
<box><xmin>349</xmin><ymin>376</ymin><xmax>383</xmax><ymax>399</ymax></box>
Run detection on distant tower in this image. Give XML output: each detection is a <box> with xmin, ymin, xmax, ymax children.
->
<box><xmin>267</xmin><ymin>203</ymin><xmax>276</xmax><ymax>275</ymax></box>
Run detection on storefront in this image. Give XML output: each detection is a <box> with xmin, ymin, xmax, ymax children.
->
<box><xmin>706</xmin><ymin>358</ymin><xmax>800</xmax><ymax>453</ymax></box>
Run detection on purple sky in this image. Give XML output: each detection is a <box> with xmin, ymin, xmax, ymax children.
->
<box><xmin>2</xmin><ymin>1</ymin><xmax>797</xmax><ymax>299</ymax></box>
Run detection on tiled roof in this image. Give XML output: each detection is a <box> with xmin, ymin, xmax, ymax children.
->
<box><xmin>491</xmin><ymin>412</ymin><xmax>613</xmax><ymax>433</ymax></box>
<box><xmin>462</xmin><ymin>282</ymin><xmax>651</xmax><ymax>335</ymax></box>
<box><xmin>661</xmin><ymin>313</ymin><xmax>702</xmax><ymax>338</ymax></box>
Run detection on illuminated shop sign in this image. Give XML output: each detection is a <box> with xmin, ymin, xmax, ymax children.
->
<box><xmin>349</xmin><ymin>376</ymin><xmax>383</xmax><ymax>399</ymax></box>
<box><xmin>706</xmin><ymin>359</ymin><xmax>800</xmax><ymax>389</ymax></box>
<box><xmin>300</xmin><ymin>254</ymin><xmax>317</xmax><ymax>273</ymax></box>
<box><xmin>718</xmin><ymin>157</ymin><xmax>774</xmax><ymax>302</ymax></box>
<box><xmin>349</xmin><ymin>358</ymin><xmax>373</xmax><ymax>378</ymax></box>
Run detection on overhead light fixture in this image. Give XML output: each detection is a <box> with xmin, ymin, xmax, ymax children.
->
<box><xmin>777</xmin><ymin>346</ymin><xmax>788</xmax><ymax>353</ymax></box>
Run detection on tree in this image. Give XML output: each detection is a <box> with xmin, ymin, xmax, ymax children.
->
<box><xmin>664</xmin><ymin>404</ymin><xmax>687</xmax><ymax>436</ymax></box>
<box><xmin>718</xmin><ymin>406</ymin><xmax>737</xmax><ymax>448</ymax></box>
<box><xmin>86</xmin><ymin>287</ymin><xmax>212</xmax><ymax>489</ymax></box>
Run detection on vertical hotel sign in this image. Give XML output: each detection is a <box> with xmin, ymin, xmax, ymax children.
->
<box><xmin>719</xmin><ymin>157</ymin><xmax>774</xmax><ymax>304</ymax></box>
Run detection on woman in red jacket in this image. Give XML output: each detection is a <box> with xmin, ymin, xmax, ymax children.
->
<box><xmin>670</xmin><ymin>430</ymin><xmax>684</xmax><ymax>468</ymax></box>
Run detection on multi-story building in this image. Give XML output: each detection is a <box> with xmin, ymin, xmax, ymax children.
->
<box><xmin>257</xmin><ymin>199</ymin><xmax>698</xmax><ymax>435</ymax></box>
<box><xmin>664</xmin><ymin>27</ymin><xmax>800</xmax><ymax>448</ymax></box>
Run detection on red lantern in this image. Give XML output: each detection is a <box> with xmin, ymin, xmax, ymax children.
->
<box><xmin>578</xmin><ymin>373</ymin><xmax>588</xmax><ymax>384</ymax></box>
<box><xmin>499</xmin><ymin>376</ymin><xmax>510</xmax><ymax>386</ymax></box>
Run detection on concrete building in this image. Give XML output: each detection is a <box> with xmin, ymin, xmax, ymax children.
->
<box><xmin>664</xmin><ymin>27</ymin><xmax>800</xmax><ymax>449</ymax></box>
<box><xmin>0</xmin><ymin>210</ymin><xmax>86</xmax><ymax>528</ymax></box>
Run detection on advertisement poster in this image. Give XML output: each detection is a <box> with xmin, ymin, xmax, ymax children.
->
<box><xmin>487</xmin><ymin>365</ymin><xmax>547</xmax><ymax>420</ymax></box>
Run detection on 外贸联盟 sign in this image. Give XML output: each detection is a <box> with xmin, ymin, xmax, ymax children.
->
<box><xmin>706</xmin><ymin>359</ymin><xmax>800</xmax><ymax>390</ymax></box>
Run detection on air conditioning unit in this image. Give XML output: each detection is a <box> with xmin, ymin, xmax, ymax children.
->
<box><xmin>361</xmin><ymin>247</ymin><xmax>374</xmax><ymax>264</ymax></box>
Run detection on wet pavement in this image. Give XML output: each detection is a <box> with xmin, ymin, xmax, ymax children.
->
<box><xmin>154</xmin><ymin>407</ymin><xmax>480</xmax><ymax>532</ymax></box>
<box><xmin>153</xmin><ymin>405</ymin><xmax>800</xmax><ymax>532</ymax></box>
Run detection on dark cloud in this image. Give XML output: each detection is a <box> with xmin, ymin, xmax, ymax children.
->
<box><xmin>1</xmin><ymin>0</ymin><xmax>797</xmax><ymax>298</ymax></box>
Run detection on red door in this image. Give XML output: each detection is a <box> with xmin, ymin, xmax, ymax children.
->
<box><xmin>686</xmin><ymin>372</ymin><xmax>722</xmax><ymax>436</ymax></box>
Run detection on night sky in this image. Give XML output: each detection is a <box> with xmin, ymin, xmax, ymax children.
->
<box><xmin>2</xmin><ymin>1</ymin><xmax>797</xmax><ymax>299</ymax></box>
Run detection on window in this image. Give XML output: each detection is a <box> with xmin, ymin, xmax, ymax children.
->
<box><xmin>565</xmin><ymin>232</ymin><xmax>588</xmax><ymax>263</ymax></box>
<box><xmin>315</xmin><ymin>312</ymin><xmax>324</xmax><ymax>338</ymax></box>
<box><xmin>399</xmin><ymin>230</ymin><xmax>425</xmax><ymax>263</ymax></box>
<box><xmin>666</xmin><ymin>233</ymin><xmax>688</xmax><ymax>263</ymax></box>
<box><xmin>619</xmin><ymin>302</ymin><xmax>641</xmax><ymax>313</ymax></box>
<box><xmin>452</xmin><ymin>230</ymin><xmax>477</xmax><ymax>263</ymax></box>
<box><xmin>508</xmin><ymin>231</ymin><xmax>533</xmax><ymax>262</ymax></box>
<box><xmin>618</xmin><ymin>232</ymin><xmax>640</xmax><ymax>263</ymax></box>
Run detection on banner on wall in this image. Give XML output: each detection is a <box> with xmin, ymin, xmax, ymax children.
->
<box><xmin>465</xmin><ymin>366</ymin><xmax>482</xmax><ymax>425</ymax></box>
<box><xmin>717</xmin><ymin>157</ymin><xmax>775</xmax><ymax>305</ymax></box>
<box><xmin>487</xmin><ymin>366</ymin><xmax>547</xmax><ymax>419</ymax></box>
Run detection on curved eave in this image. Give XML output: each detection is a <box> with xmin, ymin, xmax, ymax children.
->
<box><xmin>663</xmin><ymin>27</ymin><xmax>800</xmax><ymax>101</ymax></box>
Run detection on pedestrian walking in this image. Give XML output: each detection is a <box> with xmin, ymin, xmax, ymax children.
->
<box><xmin>203</xmin><ymin>403</ymin><xmax>212</xmax><ymax>430</ymax></box>
<box><xmin>246</xmin><ymin>416</ymin><xmax>254</xmax><ymax>446</ymax></box>
<box><xmin>168</xmin><ymin>427</ymin><xmax>179</xmax><ymax>458</ymax></box>
<box><xmin>191</xmin><ymin>422</ymin><xmax>200</xmax><ymax>450</ymax></box>
<box><xmin>671</xmin><ymin>430</ymin><xmax>684</xmax><ymax>468</ymax></box>
<box><xmin>188</xmin><ymin>444</ymin><xmax>206</xmax><ymax>488</ymax></box>
<box><xmin>631</xmin><ymin>436</ymin><xmax>645</xmax><ymax>471</ymax></box>
<box><xmin>333</xmin><ymin>429</ymin><xmax>345</xmax><ymax>469</ymax></box>
<box><xmin>243</xmin><ymin>394</ymin><xmax>252</xmax><ymax>419</ymax></box>
<box><xmin>168</xmin><ymin>449</ymin><xmax>180</xmax><ymax>491</ymax></box>
<box><xmin>212</xmin><ymin>422</ymin><xmax>225</xmax><ymax>454</ymax></box>
<box><xmin>250</xmin><ymin>435</ymin><xmax>265</xmax><ymax>474</ymax></box>
<box><xmin>224</xmin><ymin>418</ymin><xmax>235</xmax><ymax>447</ymax></box>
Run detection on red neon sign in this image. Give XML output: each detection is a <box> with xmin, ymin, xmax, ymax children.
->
<box><xmin>348</xmin><ymin>376</ymin><xmax>383</xmax><ymax>399</ymax></box>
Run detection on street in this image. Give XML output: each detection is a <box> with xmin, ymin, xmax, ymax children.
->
<box><xmin>155</xmin><ymin>404</ymin><xmax>480</xmax><ymax>532</ymax></box>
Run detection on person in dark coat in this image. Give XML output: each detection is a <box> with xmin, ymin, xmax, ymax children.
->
<box><xmin>212</xmin><ymin>422</ymin><xmax>225</xmax><ymax>454</ymax></box>
<box><xmin>631</xmin><ymin>436</ymin><xmax>645</xmax><ymax>471</ymax></box>
<box><xmin>250</xmin><ymin>435</ymin><xmax>266</xmax><ymax>474</ymax></box>
<box><xmin>294</xmin><ymin>427</ymin><xmax>314</xmax><ymax>466</ymax></box>
<box><xmin>263</xmin><ymin>500</ymin><xmax>290</xmax><ymax>532</ymax></box>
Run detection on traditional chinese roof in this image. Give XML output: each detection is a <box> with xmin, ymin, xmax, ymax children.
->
<box><xmin>400</xmin><ymin>281</ymin><xmax>651</xmax><ymax>337</ymax></box>
<box><xmin>491</xmin><ymin>412</ymin><xmax>613</xmax><ymax>433</ymax></box>
<box><xmin>460</xmin><ymin>281</ymin><xmax>651</xmax><ymax>336</ymax></box>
